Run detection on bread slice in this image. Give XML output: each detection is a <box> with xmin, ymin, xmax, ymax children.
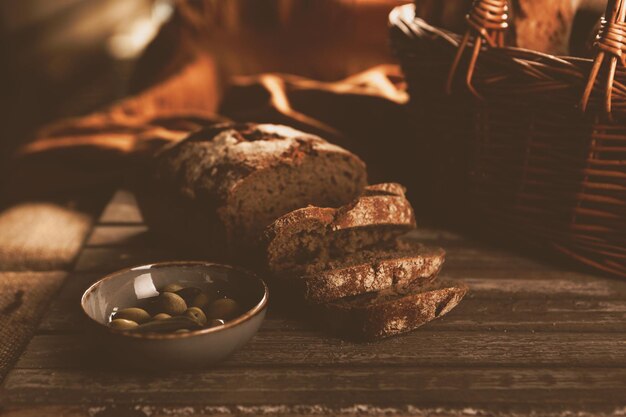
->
<box><xmin>275</xmin><ymin>241</ymin><xmax>445</xmax><ymax>304</ymax></box>
<box><xmin>317</xmin><ymin>279</ymin><xmax>468</xmax><ymax>340</ymax></box>
<box><xmin>360</xmin><ymin>182</ymin><xmax>408</xmax><ymax>197</ymax></box>
<box><xmin>265</xmin><ymin>183</ymin><xmax>416</xmax><ymax>273</ymax></box>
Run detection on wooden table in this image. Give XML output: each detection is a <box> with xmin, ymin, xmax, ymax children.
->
<box><xmin>1</xmin><ymin>190</ymin><xmax>625</xmax><ymax>417</ymax></box>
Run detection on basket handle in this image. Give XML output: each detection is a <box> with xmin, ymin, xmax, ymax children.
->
<box><xmin>580</xmin><ymin>0</ymin><xmax>626</xmax><ymax>117</ymax></box>
<box><xmin>446</xmin><ymin>0</ymin><xmax>509</xmax><ymax>97</ymax></box>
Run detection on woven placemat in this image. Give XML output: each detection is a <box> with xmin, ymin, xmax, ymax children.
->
<box><xmin>0</xmin><ymin>199</ymin><xmax>98</xmax><ymax>382</ymax></box>
<box><xmin>0</xmin><ymin>271</ymin><xmax>67</xmax><ymax>381</ymax></box>
<box><xmin>0</xmin><ymin>202</ymin><xmax>92</xmax><ymax>271</ymax></box>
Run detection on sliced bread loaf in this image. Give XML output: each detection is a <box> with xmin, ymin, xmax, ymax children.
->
<box><xmin>265</xmin><ymin>183</ymin><xmax>416</xmax><ymax>273</ymax></box>
<box><xmin>276</xmin><ymin>241</ymin><xmax>445</xmax><ymax>304</ymax></box>
<box><xmin>318</xmin><ymin>278</ymin><xmax>468</xmax><ymax>340</ymax></box>
<box><xmin>137</xmin><ymin>123</ymin><xmax>367</xmax><ymax>261</ymax></box>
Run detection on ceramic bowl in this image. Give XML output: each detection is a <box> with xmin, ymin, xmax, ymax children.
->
<box><xmin>81</xmin><ymin>261</ymin><xmax>268</xmax><ymax>369</ymax></box>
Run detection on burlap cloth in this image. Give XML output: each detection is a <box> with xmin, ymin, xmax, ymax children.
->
<box><xmin>0</xmin><ymin>272</ymin><xmax>67</xmax><ymax>381</ymax></box>
<box><xmin>0</xmin><ymin>1</ymin><xmax>410</xmax><ymax>380</ymax></box>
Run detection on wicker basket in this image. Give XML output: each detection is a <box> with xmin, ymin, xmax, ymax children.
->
<box><xmin>389</xmin><ymin>0</ymin><xmax>626</xmax><ymax>278</ymax></box>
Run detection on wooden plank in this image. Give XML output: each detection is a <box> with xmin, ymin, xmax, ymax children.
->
<box><xmin>55</xmin><ymin>267</ymin><xmax>626</xmax><ymax>303</ymax></box>
<box><xmin>73</xmin><ymin>247</ymin><xmax>181</xmax><ymax>273</ymax></box>
<box><xmin>35</xmin><ymin>272</ymin><xmax>100</xmax><ymax>333</ymax></box>
<box><xmin>0</xmin><ymin>404</ymin><xmax>623</xmax><ymax>417</ymax></box>
<box><xmin>36</xmin><ymin>266</ymin><xmax>626</xmax><ymax>334</ymax></box>
<box><xmin>98</xmin><ymin>189</ymin><xmax>143</xmax><ymax>224</ymax></box>
<box><xmin>37</xmin><ymin>295</ymin><xmax>626</xmax><ymax>334</ymax></box>
<box><xmin>80</xmin><ymin>219</ymin><xmax>564</xmax><ymax>272</ymax></box>
<box><xmin>15</xmin><ymin>188</ymin><xmax>625</xmax><ymax>416</ymax></box>
<box><xmin>15</xmin><ymin>331</ymin><xmax>626</xmax><ymax>370</ymax></box>
<box><xmin>405</xmin><ymin>228</ymin><xmax>468</xmax><ymax>242</ymax></box>
<box><xmin>81</xmin><ymin>223</ymin><xmax>464</xmax><ymax>248</ymax></box>
<box><xmin>69</xmin><ymin>245</ymin><xmax>564</xmax><ymax>274</ymax></box>
<box><xmin>3</xmin><ymin>367</ymin><xmax>625</xmax><ymax>408</ymax></box>
<box><xmin>71</xmin><ymin>244</ymin><xmax>560</xmax><ymax>272</ymax></box>
<box><xmin>68</xmin><ymin>265</ymin><xmax>626</xmax><ymax>308</ymax></box>
<box><xmin>71</xmin><ymin>245</ymin><xmax>626</xmax><ymax>294</ymax></box>
<box><xmin>82</xmin><ymin>225</ymin><xmax>471</xmax><ymax>246</ymax></box>
<box><xmin>442</xmin><ymin>247</ymin><xmax>566</xmax><ymax>270</ymax></box>
<box><xmin>85</xmin><ymin>225</ymin><xmax>149</xmax><ymax>247</ymax></box>
<box><xmin>447</xmin><ymin>274</ymin><xmax>626</xmax><ymax>298</ymax></box>
<box><xmin>0</xmin><ymin>405</ymin><xmax>622</xmax><ymax>417</ymax></box>
<box><xmin>82</xmin><ymin>225</ymin><xmax>468</xmax><ymax>249</ymax></box>
<box><xmin>399</xmin><ymin>229</ymin><xmax>573</xmax><ymax>271</ymax></box>
<box><xmin>39</xmin><ymin>273</ymin><xmax>102</xmax><ymax>303</ymax></box>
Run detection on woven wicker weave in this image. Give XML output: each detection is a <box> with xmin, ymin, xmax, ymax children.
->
<box><xmin>390</xmin><ymin>1</ymin><xmax>626</xmax><ymax>278</ymax></box>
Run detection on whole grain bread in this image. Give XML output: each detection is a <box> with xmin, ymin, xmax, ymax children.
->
<box><xmin>265</xmin><ymin>183</ymin><xmax>416</xmax><ymax>273</ymax></box>
<box><xmin>276</xmin><ymin>241</ymin><xmax>445</xmax><ymax>304</ymax></box>
<box><xmin>318</xmin><ymin>278</ymin><xmax>468</xmax><ymax>340</ymax></box>
<box><xmin>137</xmin><ymin>123</ymin><xmax>367</xmax><ymax>262</ymax></box>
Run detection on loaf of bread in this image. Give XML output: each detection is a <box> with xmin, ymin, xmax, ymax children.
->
<box><xmin>265</xmin><ymin>183</ymin><xmax>416</xmax><ymax>274</ymax></box>
<box><xmin>317</xmin><ymin>279</ymin><xmax>468</xmax><ymax>340</ymax></box>
<box><xmin>137</xmin><ymin>123</ymin><xmax>367</xmax><ymax>262</ymax></box>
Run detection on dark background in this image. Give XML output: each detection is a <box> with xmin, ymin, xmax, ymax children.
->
<box><xmin>0</xmin><ymin>0</ymin><xmax>158</xmax><ymax>170</ymax></box>
<box><xmin>0</xmin><ymin>0</ymin><xmax>407</xmax><ymax>175</ymax></box>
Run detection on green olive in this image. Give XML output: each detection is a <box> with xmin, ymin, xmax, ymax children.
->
<box><xmin>113</xmin><ymin>307</ymin><xmax>150</xmax><ymax>324</ymax></box>
<box><xmin>161</xmin><ymin>283</ymin><xmax>184</xmax><ymax>293</ymax></box>
<box><xmin>152</xmin><ymin>313</ymin><xmax>171</xmax><ymax>321</ymax></box>
<box><xmin>190</xmin><ymin>291</ymin><xmax>215</xmax><ymax>309</ymax></box>
<box><xmin>209</xmin><ymin>319</ymin><xmax>225</xmax><ymax>327</ymax></box>
<box><xmin>109</xmin><ymin>318</ymin><xmax>139</xmax><ymax>330</ymax></box>
<box><xmin>207</xmin><ymin>298</ymin><xmax>240</xmax><ymax>320</ymax></box>
<box><xmin>157</xmin><ymin>292</ymin><xmax>187</xmax><ymax>315</ymax></box>
<box><xmin>132</xmin><ymin>316</ymin><xmax>201</xmax><ymax>333</ymax></box>
<box><xmin>184</xmin><ymin>307</ymin><xmax>207</xmax><ymax>326</ymax></box>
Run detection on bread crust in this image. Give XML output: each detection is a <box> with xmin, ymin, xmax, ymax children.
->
<box><xmin>332</xmin><ymin>192</ymin><xmax>415</xmax><ymax>231</ymax></box>
<box><xmin>319</xmin><ymin>279</ymin><xmax>468</xmax><ymax>340</ymax></box>
<box><xmin>159</xmin><ymin>123</ymin><xmax>363</xmax><ymax>202</ymax></box>
<box><xmin>266</xmin><ymin>183</ymin><xmax>416</xmax><ymax>272</ymax></box>
<box><xmin>361</xmin><ymin>182</ymin><xmax>407</xmax><ymax>197</ymax></box>
<box><xmin>299</xmin><ymin>243</ymin><xmax>445</xmax><ymax>303</ymax></box>
<box><xmin>265</xmin><ymin>206</ymin><xmax>336</xmax><ymax>243</ymax></box>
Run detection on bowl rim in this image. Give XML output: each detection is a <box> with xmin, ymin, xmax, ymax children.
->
<box><xmin>80</xmin><ymin>261</ymin><xmax>269</xmax><ymax>340</ymax></box>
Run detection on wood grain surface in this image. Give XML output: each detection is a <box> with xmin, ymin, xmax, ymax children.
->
<box><xmin>1</xmin><ymin>190</ymin><xmax>625</xmax><ymax>417</ymax></box>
